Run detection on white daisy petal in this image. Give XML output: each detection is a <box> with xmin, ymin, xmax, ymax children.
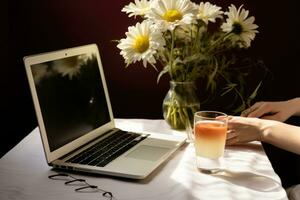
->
<box><xmin>52</xmin><ymin>55</ymin><xmax>89</xmax><ymax>80</ymax></box>
<box><xmin>32</xmin><ymin>64</ymin><xmax>52</xmax><ymax>84</ymax></box>
<box><xmin>221</xmin><ymin>4</ymin><xmax>258</xmax><ymax>48</ymax></box>
<box><xmin>122</xmin><ymin>0</ymin><xmax>151</xmax><ymax>18</ymax></box>
<box><xmin>196</xmin><ymin>2</ymin><xmax>223</xmax><ymax>24</ymax></box>
<box><xmin>146</xmin><ymin>0</ymin><xmax>197</xmax><ymax>31</ymax></box>
<box><xmin>117</xmin><ymin>20</ymin><xmax>165</xmax><ymax>68</ymax></box>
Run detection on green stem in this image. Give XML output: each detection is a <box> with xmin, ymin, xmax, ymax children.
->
<box><xmin>191</xmin><ymin>24</ymin><xmax>199</xmax><ymax>51</ymax></box>
<box><xmin>207</xmin><ymin>32</ymin><xmax>232</xmax><ymax>53</ymax></box>
<box><xmin>169</xmin><ymin>29</ymin><xmax>175</xmax><ymax>80</ymax></box>
<box><xmin>178</xmin><ymin>108</ymin><xmax>186</xmax><ymax>126</ymax></box>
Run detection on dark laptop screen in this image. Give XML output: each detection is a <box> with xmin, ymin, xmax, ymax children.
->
<box><xmin>31</xmin><ymin>53</ymin><xmax>111</xmax><ymax>152</ymax></box>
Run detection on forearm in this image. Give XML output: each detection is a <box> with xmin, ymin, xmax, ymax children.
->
<box><xmin>261</xmin><ymin>122</ymin><xmax>300</xmax><ymax>155</ymax></box>
<box><xmin>288</xmin><ymin>97</ymin><xmax>300</xmax><ymax>116</ymax></box>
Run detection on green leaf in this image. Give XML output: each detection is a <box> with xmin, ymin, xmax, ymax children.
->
<box><xmin>232</xmin><ymin>102</ymin><xmax>246</xmax><ymax>115</ymax></box>
<box><xmin>206</xmin><ymin>64</ymin><xmax>218</xmax><ymax>91</ymax></box>
<box><xmin>246</xmin><ymin>81</ymin><xmax>262</xmax><ymax>106</ymax></box>
<box><xmin>221</xmin><ymin>83</ymin><xmax>237</xmax><ymax>96</ymax></box>
<box><xmin>173</xmin><ymin>57</ymin><xmax>184</xmax><ymax>66</ymax></box>
<box><xmin>157</xmin><ymin>65</ymin><xmax>169</xmax><ymax>83</ymax></box>
<box><xmin>183</xmin><ymin>53</ymin><xmax>206</xmax><ymax>64</ymax></box>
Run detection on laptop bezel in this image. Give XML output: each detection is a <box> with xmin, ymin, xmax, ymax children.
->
<box><xmin>24</xmin><ymin>44</ymin><xmax>115</xmax><ymax>163</ymax></box>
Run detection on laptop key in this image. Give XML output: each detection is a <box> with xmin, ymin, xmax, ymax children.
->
<box><xmin>67</xmin><ymin>131</ymin><xmax>148</xmax><ymax>167</ymax></box>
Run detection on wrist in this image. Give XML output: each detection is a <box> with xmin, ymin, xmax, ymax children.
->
<box><xmin>287</xmin><ymin>97</ymin><xmax>300</xmax><ymax>116</ymax></box>
<box><xmin>259</xmin><ymin>120</ymin><xmax>280</xmax><ymax>142</ymax></box>
<box><xmin>257</xmin><ymin>121</ymin><xmax>267</xmax><ymax>142</ymax></box>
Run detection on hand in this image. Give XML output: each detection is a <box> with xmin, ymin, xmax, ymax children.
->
<box><xmin>227</xmin><ymin>116</ymin><xmax>300</xmax><ymax>154</ymax></box>
<box><xmin>241</xmin><ymin>100</ymin><xmax>296</xmax><ymax>122</ymax></box>
<box><xmin>226</xmin><ymin>116</ymin><xmax>278</xmax><ymax>145</ymax></box>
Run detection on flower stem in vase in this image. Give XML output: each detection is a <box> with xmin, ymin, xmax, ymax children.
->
<box><xmin>163</xmin><ymin>85</ymin><xmax>200</xmax><ymax>130</ymax></box>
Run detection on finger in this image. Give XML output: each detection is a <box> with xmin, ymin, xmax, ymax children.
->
<box><xmin>261</xmin><ymin>113</ymin><xmax>282</xmax><ymax>121</ymax></box>
<box><xmin>241</xmin><ymin>102</ymin><xmax>264</xmax><ymax>117</ymax></box>
<box><xmin>241</xmin><ymin>108</ymin><xmax>251</xmax><ymax>117</ymax></box>
<box><xmin>227</xmin><ymin>116</ymin><xmax>242</xmax><ymax>129</ymax></box>
<box><xmin>226</xmin><ymin>130</ymin><xmax>237</xmax><ymax>140</ymax></box>
<box><xmin>251</xmin><ymin>102</ymin><xmax>265</xmax><ymax>110</ymax></box>
<box><xmin>248</xmin><ymin>103</ymin><xmax>272</xmax><ymax>118</ymax></box>
<box><xmin>226</xmin><ymin>136</ymin><xmax>239</xmax><ymax>145</ymax></box>
<box><xmin>227</xmin><ymin>122</ymin><xmax>235</xmax><ymax>130</ymax></box>
<box><xmin>241</xmin><ymin>107</ymin><xmax>254</xmax><ymax>117</ymax></box>
<box><xmin>227</xmin><ymin>115</ymin><xmax>233</xmax><ymax>121</ymax></box>
<box><xmin>216</xmin><ymin>115</ymin><xmax>228</xmax><ymax>120</ymax></box>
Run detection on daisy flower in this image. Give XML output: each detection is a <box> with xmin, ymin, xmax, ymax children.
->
<box><xmin>52</xmin><ymin>55</ymin><xmax>88</xmax><ymax>80</ymax></box>
<box><xmin>221</xmin><ymin>4</ymin><xmax>258</xmax><ymax>48</ymax></box>
<box><xmin>195</xmin><ymin>2</ymin><xmax>223</xmax><ymax>24</ymax></box>
<box><xmin>147</xmin><ymin>0</ymin><xmax>197</xmax><ymax>31</ymax></box>
<box><xmin>122</xmin><ymin>0</ymin><xmax>151</xmax><ymax>18</ymax></box>
<box><xmin>78</xmin><ymin>53</ymin><xmax>93</xmax><ymax>64</ymax></box>
<box><xmin>31</xmin><ymin>64</ymin><xmax>52</xmax><ymax>84</ymax></box>
<box><xmin>117</xmin><ymin>20</ymin><xmax>165</xmax><ymax>68</ymax></box>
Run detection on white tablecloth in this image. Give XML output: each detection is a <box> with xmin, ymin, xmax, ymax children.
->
<box><xmin>0</xmin><ymin>119</ymin><xmax>288</xmax><ymax>200</ymax></box>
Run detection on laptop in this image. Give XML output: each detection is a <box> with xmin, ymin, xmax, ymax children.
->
<box><xmin>24</xmin><ymin>44</ymin><xmax>186</xmax><ymax>179</ymax></box>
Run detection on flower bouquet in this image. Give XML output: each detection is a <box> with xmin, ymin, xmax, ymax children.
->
<box><xmin>117</xmin><ymin>0</ymin><xmax>264</xmax><ymax>130</ymax></box>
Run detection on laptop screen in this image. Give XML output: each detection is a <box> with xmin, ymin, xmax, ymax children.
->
<box><xmin>30</xmin><ymin>53</ymin><xmax>110</xmax><ymax>152</ymax></box>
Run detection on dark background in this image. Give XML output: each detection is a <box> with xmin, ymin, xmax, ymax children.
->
<box><xmin>2</xmin><ymin>0</ymin><xmax>300</xmax><ymax>186</ymax></box>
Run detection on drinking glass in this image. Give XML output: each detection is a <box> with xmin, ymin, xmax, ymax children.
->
<box><xmin>194</xmin><ymin>111</ymin><xmax>228</xmax><ymax>172</ymax></box>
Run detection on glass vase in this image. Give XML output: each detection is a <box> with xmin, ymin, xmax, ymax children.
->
<box><xmin>163</xmin><ymin>81</ymin><xmax>200</xmax><ymax>130</ymax></box>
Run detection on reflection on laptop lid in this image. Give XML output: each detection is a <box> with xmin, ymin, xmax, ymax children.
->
<box><xmin>30</xmin><ymin>51</ymin><xmax>111</xmax><ymax>152</ymax></box>
<box><xmin>24</xmin><ymin>44</ymin><xmax>185</xmax><ymax>179</ymax></box>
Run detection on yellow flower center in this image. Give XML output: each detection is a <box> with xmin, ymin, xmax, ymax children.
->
<box><xmin>134</xmin><ymin>35</ymin><xmax>150</xmax><ymax>53</ymax></box>
<box><xmin>163</xmin><ymin>9</ymin><xmax>183</xmax><ymax>22</ymax></box>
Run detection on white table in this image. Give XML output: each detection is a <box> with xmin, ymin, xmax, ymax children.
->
<box><xmin>0</xmin><ymin>119</ymin><xmax>288</xmax><ymax>200</ymax></box>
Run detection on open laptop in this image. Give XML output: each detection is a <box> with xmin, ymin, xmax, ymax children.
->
<box><xmin>24</xmin><ymin>44</ymin><xmax>186</xmax><ymax>179</ymax></box>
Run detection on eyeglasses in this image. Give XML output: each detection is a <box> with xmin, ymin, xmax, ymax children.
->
<box><xmin>48</xmin><ymin>173</ymin><xmax>116</xmax><ymax>200</ymax></box>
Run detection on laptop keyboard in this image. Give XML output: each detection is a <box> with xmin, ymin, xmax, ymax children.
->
<box><xmin>67</xmin><ymin>130</ymin><xmax>148</xmax><ymax>167</ymax></box>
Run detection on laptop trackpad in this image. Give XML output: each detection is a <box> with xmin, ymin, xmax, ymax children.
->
<box><xmin>126</xmin><ymin>145</ymin><xmax>171</xmax><ymax>161</ymax></box>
